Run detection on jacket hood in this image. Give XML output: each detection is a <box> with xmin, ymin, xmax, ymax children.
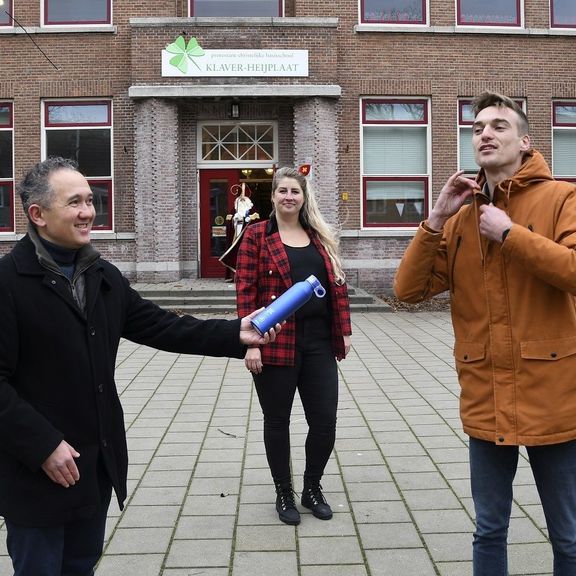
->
<box><xmin>475</xmin><ymin>148</ymin><xmax>553</xmax><ymax>196</ymax></box>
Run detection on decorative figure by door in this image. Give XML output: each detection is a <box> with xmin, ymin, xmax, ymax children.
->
<box><xmin>220</xmin><ymin>182</ymin><xmax>259</xmax><ymax>280</ymax></box>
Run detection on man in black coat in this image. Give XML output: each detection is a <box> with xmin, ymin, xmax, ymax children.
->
<box><xmin>0</xmin><ymin>157</ymin><xmax>280</xmax><ymax>576</ymax></box>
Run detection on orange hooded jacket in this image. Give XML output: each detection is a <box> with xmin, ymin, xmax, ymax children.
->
<box><xmin>395</xmin><ymin>149</ymin><xmax>576</xmax><ymax>446</ymax></box>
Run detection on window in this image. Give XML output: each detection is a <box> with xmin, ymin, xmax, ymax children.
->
<box><xmin>190</xmin><ymin>0</ymin><xmax>282</xmax><ymax>17</ymax></box>
<box><xmin>457</xmin><ymin>0</ymin><xmax>521</xmax><ymax>27</ymax></box>
<box><xmin>361</xmin><ymin>0</ymin><xmax>426</xmax><ymax>24</ymax></box>
<box><xmin>0</xmin><ymin>102</ymin><xmax>14</xmax><ymax>232</ymax></box>
<box><xmin>44</xmin><ymin>0</ymin><xmax>111</xmax><ymax>25</ymax></box>
<box><xmin>361</xmin><ymin>98</ymin><xmax>429</xmax><ymax>227</ymax></box>
<box><xmin>458</xmin><ymin>101</ymin><xmax>478</xmax><ymax>175</ymax></box>
<box><xmin>199</xmin><ymin>123</ymin><xmax>277</xmax><ymax>164</ymax></box>
<box><xmin>551</xmin><ymin>0</ymin><xmax>576</xmax><ymax>28</ymax></box>
<box><xmin>458</xmin><ymin>98</ymin><xmax>526</xmax><ymax>176</ymax></box>
<box><xmin>0</xmin><ymin>1</ymin><xmax>13</xmax><ymax>26</ymax></box>
<box><xmin>552</xmin><ymin>102</ymin><xmax>576</xmax><ymax>180</ymax></box>
<box><xmin>43</xmin><ymin>100</ymin><xmax>113</xmax><ymax>230</ymax></box>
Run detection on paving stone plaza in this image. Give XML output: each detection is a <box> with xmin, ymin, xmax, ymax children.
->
<box><xmin>0</xmin><ymin>312</ymin><xmax>553</xmax><ymax>575</ymax></box>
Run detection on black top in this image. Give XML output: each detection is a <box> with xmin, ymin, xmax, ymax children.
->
<box><xmin>284</xmin><ymin>242</ymin><xmax>330</xmax><ymax>320</ymax></box>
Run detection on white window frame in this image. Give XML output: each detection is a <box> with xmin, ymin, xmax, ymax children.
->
<box><xmin>188</xmin><ymin>0</ymin><xmax>284</xmax><ymax>17</ymax></box>
<box><xmin>197</xmin><ymin>121</ymin><xmax>279</xmax><ymax>169</ymax></box>
<box><xmin>0</xmin><ymin>101</ymin><xmax>14</xmax><ymax>233</ymax></box>
<box><xmin>41</xmin><ymin>98</ymin><xmax>114</xmax><ymax>232</ymax></box>
<box><xmin>550</xmin><ymin>0</ymin><xmax>576</xmax><ymax>29</ymax></box>
<box><xmin>41</xmin><ymin>0</ymin><xmax>112</xmax><ymax>27</ymax></box>
<box><xmin>455</xmin><ymin>0</ymin><xmax>524</xmax><ymax>28</ymax></box>
<box><xmin>360</xmin><ymin>97</ymin><xmax>431</xmax><ymax>230</ymax></box>
<box><xmin>552</xmin><ymin>100</ymin><xmax>576</xmax><ymax>180</ymax></box>
<box><xmin>358</xmin><ymin>0</ymin><xmax>429</xmax><ymax>26</ymax></box>
<box><xmin>0</xmin><ymin>0</ymin><xmax>14</xmax><ymax>27</ymax></box>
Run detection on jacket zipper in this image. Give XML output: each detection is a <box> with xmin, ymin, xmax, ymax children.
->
<box><xmin>450</xmin><ymin>235</ymin><xmax>462</xmax><ymax>294</ymax></box>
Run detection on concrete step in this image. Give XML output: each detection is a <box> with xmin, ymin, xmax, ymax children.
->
<box><xmin>135</xmin><ymin>282</ymin><xmax>391</xmax><ymax>314</ymax></box>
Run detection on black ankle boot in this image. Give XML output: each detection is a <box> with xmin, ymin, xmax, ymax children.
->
<box><xmin>301</xmin><ymin>481</ymin><xmax>333</xmax><ymax>520</ymax></box>
<box><xmin>275</xmin><ymin>482</ymin><xmax>301</xmax><ymax>525</ymax></box>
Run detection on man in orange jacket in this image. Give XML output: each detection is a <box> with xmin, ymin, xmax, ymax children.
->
<box><xmin>395</xmin><ymin>92</ymin><xmax>576</xmax><ymax>575</ymax></box>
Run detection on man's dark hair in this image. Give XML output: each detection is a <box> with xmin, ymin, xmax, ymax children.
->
<box><xmin>472</xmin><ymin>91</ymin><xmax>529</xmax><ymax>136</ymax></box>
<box><xmin>17</xmin><ymin>157</ymin><xmax>79</xmax><ymax>217</ymax></box>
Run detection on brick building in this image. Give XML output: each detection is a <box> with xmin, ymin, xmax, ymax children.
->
<box><xmin>1</xmin><ymin>0</ymin><xmax>575</xmax><ymax>294</ymax></box>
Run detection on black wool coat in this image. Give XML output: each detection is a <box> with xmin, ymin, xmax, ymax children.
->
<box><xmin>0</xmin><ymin>235</ymin><xmax>244</xmax><ymax>526</ymax></box>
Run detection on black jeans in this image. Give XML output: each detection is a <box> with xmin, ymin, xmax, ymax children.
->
<box><xmin>253</xmin><ymin>317</ymin><xmax>338</xmax><ymax>486</ymax></box>
<box><xmin>6</xmin><ymin>461</ymin><xmax>112</xmax><ymax>576</ymax></box>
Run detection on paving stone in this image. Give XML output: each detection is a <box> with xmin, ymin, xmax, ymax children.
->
<box><xmin>299</xmin><ymin>536</ymin><xmax>364</xmax><ymax>565</ymax></box>
<box><xmin>365</xmin><ymin>548</ymin><xmax>436</xmax><ymax>576</ymax></box>
<box><xmin>235</xmin><ymin>525</ymin><xmax>296</xmax><ymax>551</ymax></box>
<box><xmin>165</xmin><ymin>539</ymin><xmax>232</xmax><ymax>568</ymax></box>
<box><xmin>232</xmin><ymin>551</ymin><xmax>297</xmax><ymax>576</ymax></box>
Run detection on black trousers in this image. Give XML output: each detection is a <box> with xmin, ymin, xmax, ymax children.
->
<box><xmin>253</xmin><ymin>318</ymin><xmax>338</xmax><ymax>486</ymax></box>
<box><xmin>6</xmin><ymin>459</ymin><xmax>112</xmax><ymax>576</ymax></box>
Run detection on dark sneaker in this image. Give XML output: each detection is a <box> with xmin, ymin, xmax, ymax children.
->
<box><xmin>301</xmin><ymin>483</ymin><xmax>333</xmax><ymax>520</ymax></box>
<box><xmin>275</xmin><ymin>483</ymin><xmax>301</xmax><ymax>525</ymax></box>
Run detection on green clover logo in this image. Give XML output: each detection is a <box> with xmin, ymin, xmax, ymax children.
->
<box><xmin>166</xmin><ymin>36</ymin><xmax>205</xmax><ymax>73</ymax></box>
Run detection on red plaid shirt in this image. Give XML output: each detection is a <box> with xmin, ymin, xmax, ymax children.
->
<box><xmin>236</xmin><ymin>219</ymin><xmax>352</xmax><ymax>366</ymax></box>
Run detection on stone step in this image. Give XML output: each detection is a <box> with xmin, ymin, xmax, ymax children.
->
<box><xmin>135</xmin><ymin>282</ymin><xmax>391</xmax><ymax>314</ymax></box>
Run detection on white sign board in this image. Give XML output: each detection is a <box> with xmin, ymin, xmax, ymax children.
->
<box><xmin>162</xmin><ymin>48</ymin><xmax>309</xmax><ymax>78</ymax></box>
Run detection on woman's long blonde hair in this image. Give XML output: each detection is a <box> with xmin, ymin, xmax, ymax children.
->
<box><xmin>271</xmin><ymin>167</ymin><xmax>345</xmax><ymax>284</ymax></box>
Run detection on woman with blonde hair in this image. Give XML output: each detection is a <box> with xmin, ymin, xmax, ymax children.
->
<box><xmin>236</xmin><ymin>166</ymin><xmax>352</xmax><ymax>525</ymax></box>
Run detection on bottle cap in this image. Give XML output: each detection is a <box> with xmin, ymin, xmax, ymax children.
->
<box><xmin>306</xmin><ymin>275</ymin><xmax>326</xmax><ymax>298</ymax></box>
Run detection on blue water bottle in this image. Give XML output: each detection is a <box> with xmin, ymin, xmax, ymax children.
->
<box><xmin>251</xmin><ymin>275</ymin><xmax>326</xmax><ymax>336</ymax></box>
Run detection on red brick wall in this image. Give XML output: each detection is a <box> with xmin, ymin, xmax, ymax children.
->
<box><xmin>2</xmin><ymin>1</ymin><xmax>575</xmax><ymax>292</ymax></box>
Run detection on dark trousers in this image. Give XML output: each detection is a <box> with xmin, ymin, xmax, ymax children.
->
<box><xmin>470</xmin><ymin>437</ymin><xmax>576</xmax><ymax>576</ymax></box>
<box><xmin>253</xmin><ymin>318</ymin><xmax>338</xmax><ymax>486</ymax></box>
<box><xmin>6</xmin><ymin>482</ymin><xmax>112</xmax><ymax>576</ymax></box>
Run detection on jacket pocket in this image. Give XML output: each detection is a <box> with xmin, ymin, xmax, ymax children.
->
<box><xmin>454</xmin><ymin>341</ymin><xmax>485</xmax><ymax>363</ymax></box>
<box><xmin>521</xmin><ymin>336</ymin><xmax>576</xmax><ymax>361</ymax></box>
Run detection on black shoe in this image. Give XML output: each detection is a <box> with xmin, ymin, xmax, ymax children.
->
<box><xmin>301</xmin><ymin>482</ymin><xmax>333</xmax><ymax>520</ymax></box>
<box><xmin>275</xmin><ymin>482</ymin><xmax>301</xmax><ymax>525</ymax></box>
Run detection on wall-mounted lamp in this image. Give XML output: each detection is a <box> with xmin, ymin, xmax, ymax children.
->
<box><xmin>264</xmin><ymin>168</ymin><xmax>275</xmax><ymax>176</ymax></box>
<box><xmin>241</xmin><ymin>169</ymin><xmax>252</xmax><ymax>177</ymax></box>
<box><xmin>230</xmin><ymin>103</ymin><xmax>240</xmax><ymax>119</ymax></box>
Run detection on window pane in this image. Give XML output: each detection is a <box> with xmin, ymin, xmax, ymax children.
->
<box><xmin>363</xmin><ymin>126</ymin><xmax>427</xmax><ymax>174</ymax></box>
<box><xmin>365</xmin><ymin>102</ymin><xmax>425</xmax><ymax>122</ymax></box>
<box><xmin>193</xmin><ymin>0</ymin><xmax>279</xmax><ymax>17</ymax></box>
<box><xmin>0</xmin><ymin>131</ymin><xmax>13</xmax><ymax>178</ymax></box>
<box><xmin>363</xmin><ymin>0</ymin><xmax>425</xmax><ymax>24</ymax></box>
<box><xmin>366</xmin><ymin>180</ymin><xmax>425</xmax><ymax>224</ymax></box>
<box><xmin>555</xmin><ymin>105</ymin><xmax>576</xmax><ymax>125</ymax></box>
<box><xmin>46</xmin><ymin>129</ymin><xmax>111</xmax><ymax>177</ymax></box>
<box><xmin>459</xmin><ymin>0</ymin><xmax>519</xmax><ymax>25</ymax></box>
<box><xmin>552</xmin><ymin>0</ymin><xmax>576</xmax><ymax>27</ymax></box>
<box><xmin>47</xmin><ymin>103</ymin><xmax>109</xmax><ymax>125</ymax></box>
<box><xmin>90</xmin><ymin>182</ymin><xmax>111</xmax><ymax>228</ymax></box>
<box><xmin>0</xmin><ymin>2</ymin><xmax>11</xmax><ymax>26</ymax></box>
<box><xmin>553</xmin><ymin>131</ymin><xmax>576</xmax><ymax>176</ymax></box>
<box><xmin>0</xmin><ymin>105</ymin><xmax>11</xmax><ymax>127</ymax></box>
<box><xmin>460</xmin><ymin>103</ymin><xmax>474</xmax><ymax>123</ymax></box>
<box><xmin>459</xmin><ymin>127</ymin><xmax>477</xmax><ymax>173</ymax></box>
<box><xmin>0</xmin><ymin>183</ymin><xmax>11</xmax><ymax>229</ymax></box>
<box><xmin>46</xmin><ymin>0</ymin><xmax>108</xmax><ymax>23</ymax></box>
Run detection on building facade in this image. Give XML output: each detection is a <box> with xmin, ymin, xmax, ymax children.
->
<box><xmin>1</xmin><ymin>0</ymin><xmax>575</xmax><ymax>293</ymax></box>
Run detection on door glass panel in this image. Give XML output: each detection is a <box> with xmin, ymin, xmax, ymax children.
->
<box><xmin>209</xmin><ymin>179</ymin><xmax>229</xmax><ymax>257</ymax></box>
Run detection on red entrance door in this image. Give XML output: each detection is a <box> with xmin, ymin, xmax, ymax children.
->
<box><xmin>199</xmin><ymin>169</ymin><xmax>239</xmax><ymax>278</ymax></box>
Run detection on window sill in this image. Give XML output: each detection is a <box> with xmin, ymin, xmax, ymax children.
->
<box><xmin>355</xmin><ymin>24</ymin><xmax>576</xmax><ymax>36</ymax></box>
<box><xmin>130</xmin><ymin>17</ymin><xmax>338</xmax><ymax>28</ymax></box>
<box><xmin>0</xmin><ymin>25</ymin><xmax>117</xmax><ymax>34</ymax></box>
<box><xmin>341</xmin><ymin>228</ymin><xmax>418</xmax><ymax>238</ymax></box>
<box><xmin>0</xmin><ymin>232</ymin><xmax>134</xmax><ymax>241</ymax></box>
